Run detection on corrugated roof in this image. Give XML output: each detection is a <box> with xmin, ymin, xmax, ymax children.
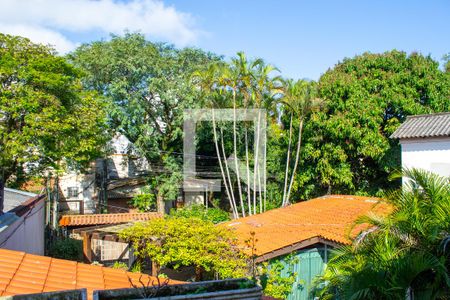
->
<box><xmin>59</xmin><ymin>212</ymin><xmax>161</xmax><ymax>227</ymax></box>
<box><xmin>390</xmin><ymin>112</ymin><xmax>450</xmax><ymax>139</ymax></box>
<box><xmin>222</xmin><ymin>195</ymin><xmax>390</xmax><ymax>259</ymax></box>
<box><xmin>0</xmin><ymin>248</ymin><xmax>182</xmax><ymax>299</ymax></box>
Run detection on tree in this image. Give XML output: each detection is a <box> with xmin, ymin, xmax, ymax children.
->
<box><xmin>318</xmin><ymin>169</ymin><xmax>450</xmax><ymax>300</ymax></box>
<box><xmin>120</xmin><ymin>215</ymin><xmax>247</xmax><ymax>279</ymax></box>
<box><xmin>280</xmin><ymin>79</ymin><xmax>323</xmax><ymax>206</ymax></box>
<box><xmin>69</xmin><ymin>33</ymin><xmax>220</xmax><ymax>213</ymax></box>
<box><xmin>0</xmin><ymin>33</ymin><xmax>108</xmax><ymax>212</ymax></box>
<box><xmin>298</xmin><ymin>51</ymin><xmax>450</xmax><ymax>199</ymax></box>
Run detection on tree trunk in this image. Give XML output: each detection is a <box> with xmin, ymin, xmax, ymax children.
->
<box><xmin>212</xmin><ymin>110</ymin><xmax>237</xmax><ymax>219</ymax></box>
<box><xmin>282</xmin><ymin>113</ymin><xmax>293</xmax><ymax>207</ymax></box>
<box><xmin>286</xmin><ymin>118</ymin><xmax>304</xmax><ymax>204</ymax></box>
<box><xmin>156</xmin><ymin>192</ymin><xmax>165</xmax><ymax>215</ymax></box>
<box><xmin>221</xmin><ymin>127</ymin><xmax>238</xmax><ymax>218</ymax></box>
<box><xmin>252</xmin><ymin>110</ymin><xmax>261</xmax><ymax>214</ymax></box>
<box><xmin>0</xmin><ymin>175</ymin><xmax>4</xmax><ymax>215</ymax></box>
<box><xmin>232</xmin><ymin>90</ymin><xmax>245</xmax><ymax>217</ymax></box>
<box><xmin>195</xmin><ymin>266</ymin><xmax>203</xmax><ymax>281</ymax></box>
<box><xmin>151</xmin><ymin>260</ymin><xmax>160</xmax><ymax>277</ymax></box>
<box><xmin>244</xmin><ymin>128</ymin><xmax>251</xmax><ymax>215</ymax></box>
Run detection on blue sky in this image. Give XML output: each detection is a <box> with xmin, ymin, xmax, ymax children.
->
<box><xmin>1</xmin><ymin>0</ymin><xmax>449</xmax><ymax>80</ymax></box>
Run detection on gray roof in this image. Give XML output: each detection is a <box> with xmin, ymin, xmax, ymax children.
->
<box><xmin>4</xmin><ymin>188</ymin><xmax>37</xmax><ymax>212</ymax></box>
<box><xmin>390</xmin><ymin>112</ymin><xmax>450</xmax><ymax>139</ymax></box>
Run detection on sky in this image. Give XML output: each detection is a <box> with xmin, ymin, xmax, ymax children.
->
<box><xmin>0</xmin><ymin>0</ymin><xmax>449</xmax><ymax>80</ymax></box>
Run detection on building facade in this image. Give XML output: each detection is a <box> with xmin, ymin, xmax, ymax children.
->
<box><xmin>391</xmin><ymin>112</ymin><xmax>450</xmax><ymax>179</ymax></box>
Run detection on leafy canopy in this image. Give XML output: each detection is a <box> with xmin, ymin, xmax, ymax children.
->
<box><xmin>298</xmin><ymin>51</ymin><xmax>450</xmax><ymax>199</ymax></box>
<box><xmin>69</xmin><ymin>33</ymin><xmax>221</xmax><ymax>203</ymax></box>
<box><xmin>0</xmin><ymin>33</ymin><xmax>108</xmax><ymax>184</ymax></box>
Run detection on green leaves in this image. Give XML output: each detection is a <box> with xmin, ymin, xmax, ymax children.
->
<box><xmin>0</xmin><ymin>33</ymin><xmax>108</xmax><ymax>183</ymax></box>
<box><xmin>318</xmin><ymin>169</ymin><xmax>450</xmax><ymax>299</ymax></box>
<box><xmin>297</xmin><ymin>51</ymin><xmax>450</xmax><ymax>199</ymax></box>
<box><xmin>120</xmin><ymin>216</ymin><xmax>247</xmax><ymax>279</ymax></box>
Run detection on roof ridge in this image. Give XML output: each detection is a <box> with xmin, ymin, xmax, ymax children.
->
<box><xmin>406</xmin><ymin>111</ymin><xmax>450</xmax><ymax>119</ymax></box>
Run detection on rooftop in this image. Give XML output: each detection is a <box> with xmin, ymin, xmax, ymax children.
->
<box><xmin>59</xmin><ymin>212</ymin><xmax>161</xmax><ymax>227</ymax></box>
<box><xmin>223</xmin><ymin>195</ymin><xmax>390</xmax><ymax>261</ymax></box>
<box><xmin>3</xmin><ymin>188</ymin><xmax>37</xmax><ymax>213</ymax></box>
<box><xmin>390</xmin><ymin>112</ymin><xmax>450</xmax><ymax>139</ymax></box>
<box><xmin>0</xmin><ymin>248</ymin><xmax>181</xmax><ymax>299</ymax></box>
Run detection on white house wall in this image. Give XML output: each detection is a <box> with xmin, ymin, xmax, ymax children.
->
<box><xmin>400</xmin><ymin>137</ymin><xmax>450</xmax><ymax>178</ymax></box>
<box><xmin>0</xmin><ymin>199</ymin><xmax>45</xmax><ymax>255</ymax></box>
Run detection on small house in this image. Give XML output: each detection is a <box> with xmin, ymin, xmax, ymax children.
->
<box><xmin>391</xmin><ymin>112</ymin><xmax>450</xmax><ymax>179</ymax></box>
<box><xmin>223</xmin><ymin>195</ymin><xmax>390</xmax><ymax>300</ymax></box>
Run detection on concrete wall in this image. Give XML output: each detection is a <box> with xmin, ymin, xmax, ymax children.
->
<box><xmin>400</xmin><ymin>137</ymin><xmax>450</xmax><ymax>178</ymax></box>
<box><xmin>59</xmin><ymin>170</ymin><xmax>96</xmax><ymax>214</ymax></box>
<box><xmin>0</xmin><ymin>198</ymin><xmax>45</xmax><ymax>255</ymax></box>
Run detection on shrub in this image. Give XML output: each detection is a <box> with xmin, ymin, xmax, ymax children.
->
<box><xmin>169</xmin><ymin>204</ymin><xmax>230</xmax><ymax>224</ymax></box>
<box><xmin>48</xmin><ymin>238</ymin><xmax>83</xmax><ymax>262</ymax></box>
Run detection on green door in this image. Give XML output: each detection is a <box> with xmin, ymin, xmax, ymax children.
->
<box><xmin>274</xmin><ymin>247</ymin><xmax>328</xmax><ymax>300</ymax></box>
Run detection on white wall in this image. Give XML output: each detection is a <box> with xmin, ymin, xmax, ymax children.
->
<box><xmin>0</xmin><ymin>198</ymin><xmax>45</xmax><ymax>255</ymax></box>
<box><xmin>400</xmin><ymin>137</ymin><xmax>450</xmax><ymax>178</ymax></box>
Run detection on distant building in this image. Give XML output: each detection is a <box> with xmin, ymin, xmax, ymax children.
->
<box><xmin>0</xmin><ymin>188</ymin><xmax>45</xmax><ymax>255</ymax></box>
<box><xmin>59</xmin><ymin>133</ymin><xmax>149</xmax><ymax>214</ymax></box>
<box><xmin>391</xmin><ymin>112</ymin><xmax>450</xmax><ymax>179</ymax></box>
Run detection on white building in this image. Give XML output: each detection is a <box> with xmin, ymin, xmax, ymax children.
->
<box><xmin>391</xmin><ymin>112</ymin><xmax>450</xmax><ymax>179</ymax></box>
<box><xmin>59</xmin><ymin>133</ymin><xmax>149</xmax><ymax>214</ymax></box>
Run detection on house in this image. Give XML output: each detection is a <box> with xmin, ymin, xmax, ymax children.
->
<box><xmin>58</xmin><ymin>133</ymin><xmax>150</xmax><ymax>214</ymax></box>
<box><xmin>391</xmin><ymin>112</ymin><xmax>450</xmax><ymax>179</ymax></box>
<box><xmin>0</xmin><ymin>188</ymin><xmax>45</xmax><ymax>255</ymax></box>
<box><xmin>0</xmin><ymin>248</ymin><xmax>182</xmax><ymax>299</ymax></box>
<box><xmin>223</xmin><ymin>195</ymin><xmax>390</xmax><ymax>300</ymax></box>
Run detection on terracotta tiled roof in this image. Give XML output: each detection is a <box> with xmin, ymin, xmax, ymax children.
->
<box><xmin>223</xmin><ymin>195</ymin><xmax>390</xmax><ymax>258</ymax></box>
<box><xmin>0</xmin><ymin>248</ymin><xmax>182</xmax><ymax>299</ymax></box>
<box><xmin>59</xmin><ymin>212</ymin><xmax>161</xmax><ymax>227</ymax></box>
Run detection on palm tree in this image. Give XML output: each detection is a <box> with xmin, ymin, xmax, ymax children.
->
<box><xmin>192</xmin><ymin>64</ymin><xmax>239</xmax><ymax>218</ymax></box>
<box><xmin>317</xmin><ymin>169</ymin><xmax>450</xmax><ymax>300</ymax></box>
<box><xmin>281</xmin><ymin>79</ymin><xmax>322</xmax><ymax>207</ymax></box>
<box><xmin>251</xmin><ymin>60</ymin><xmax>282</xmax><ymax>213</ymax></box>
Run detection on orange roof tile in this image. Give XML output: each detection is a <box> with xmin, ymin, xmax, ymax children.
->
<box><xmin>222</xmin><ymin>195</ymin><xmax>391</xmax><ymax>259</ymax></box>
<box><xmin>59</xmin><ymin>212</ymin><xmax>161</xmax><ymax>227</ymax></box>
<box><xmin>0</xmin><ymin>249</ymin><xmax>182</xmax><ymax>299</ymax></box>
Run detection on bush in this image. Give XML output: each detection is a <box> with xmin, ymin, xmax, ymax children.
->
<box><xmin>129</xmin><ymin>192</ymin><xmax>156</xmax><ymax>212</ymax></box>
<box><xmin>48</xmin><ymin>238</ymin><xmax>83</xmax><ymax>261</ymax></box>
<box><xmin>112</xmin><ymin>261</ymin><xmax>128</xmax><ymax>270</ymax></box>
<box><xmin>169</xmin><ymin>204</ymin><xmax>230</xmax><ymax>224</ymax></box>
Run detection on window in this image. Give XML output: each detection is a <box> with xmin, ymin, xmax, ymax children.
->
<box><xmin>67</xmin><ymin>187</ymin><xmax>79</xmax><ymax>198</ymax></box>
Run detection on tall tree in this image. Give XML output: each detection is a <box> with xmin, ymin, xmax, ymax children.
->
<box><xmin>298</xmin><ymin>51</ymin><xmax>450</xmax><ymax>199</ymax></box>
<box><xmin>0</xmin><ymin>33</ymin><xmax>108</xmax><ymax>212</ymax></box>
<box><xmin>280</xmin><ymin>79</ymin><xmax>323</xmax><ymax>206</ymax></box>
<box><xmin>69</xmin><ymin>33</ymin><xmax>220</xmax><ymax>213</ymax></box>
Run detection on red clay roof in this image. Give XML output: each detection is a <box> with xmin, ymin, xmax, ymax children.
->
<box><xmin>223</xmin><ymin>195</ymin><xmax>390</xmax><ymax>258</ymax></box>
<box><xmin>0</xmin><ymin>248</ymin><xmax>182</xmax><ymax>299</ymax></box>
<box><xmin>59</xmin><ymin>212</ymin><xmax>161</xmax><ymax>227</ymax></box>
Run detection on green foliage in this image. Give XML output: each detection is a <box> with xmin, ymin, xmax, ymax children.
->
<box><xmin>317</xmin><ymin>168</ymin><xmax>450</xmax><ymax>299</ymax></box>
<box><xmin>120</xmin><ymin>216</ymin><xmax>247</xmax><ymax>279</ymax></box>
<box><xmin>0</xmin><ymin>33</ymin><xmax>108</xmax><ymax>185</ymax></box>
<box><xmin>48</xmin><ymin>238</ymin><xmax>83</xmax><ymax>262</ymax></box>
<box><xmin>129</xmin><ymin>187</ymin><xmax>156</xmax><ymax>212</ymax></box>
<box><xmin>112</xmin><ymin>261</ymin><xmax>128</xmax><ymax>270</ymax></box>
<box><xmin>295</xmin><ymin>51</ymin><xmax>450</xmax><ymax>199</ymax></box>
<box><xmin>69</xmin><ymin>33</ymin><xmax>221</xmax><ymax>207</ymax></box>
<box><xmin>259</xmin><ymin>255</ymin><xmax>300</xmax><ymax>299</ymax></box>
<box><xmin>169</xmin><ymin>204</ymin><xmax>230</xmax><ymax>224</ymax></box>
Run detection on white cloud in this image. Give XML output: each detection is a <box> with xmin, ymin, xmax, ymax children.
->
<box><xmin>0</xmin><ymin>0</ymin><xmax>200</xmax><ymax>53</ymax></box>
